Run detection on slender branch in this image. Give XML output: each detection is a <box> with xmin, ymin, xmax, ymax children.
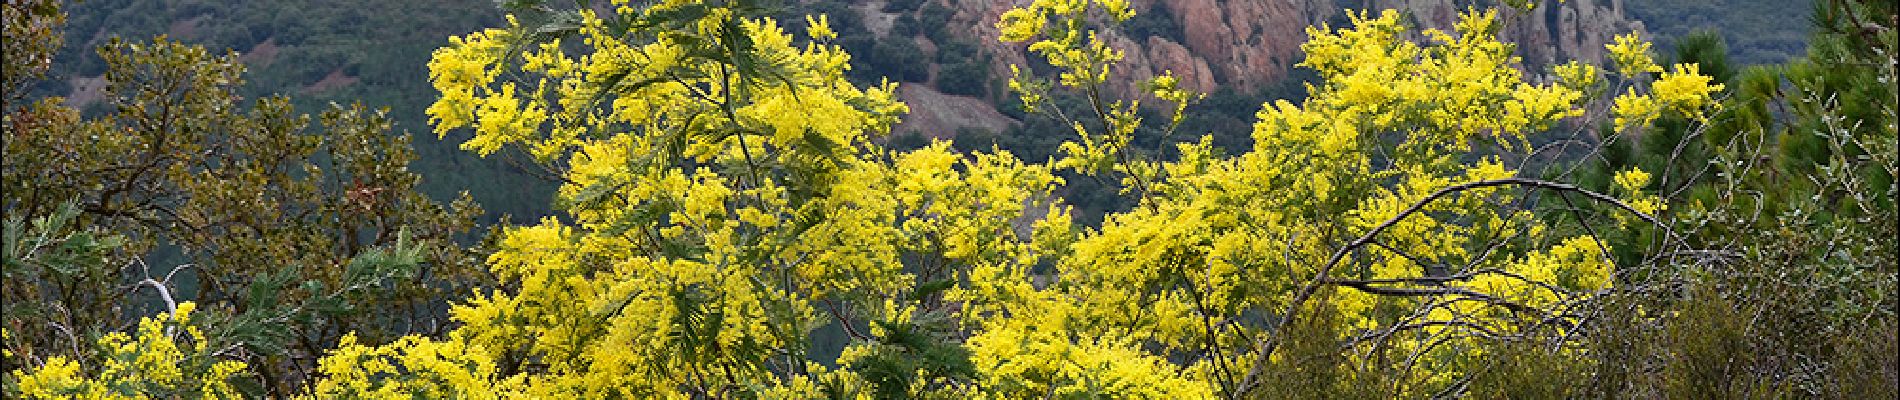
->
<box><xmin>1321</xmin><ymin>280</ymin><xmax>1540</xmax><ymax>314</ymax></box>
<box><xmin>1554</xmin><ymin>190</ymin><xmax>1616</xmax><ymax>265</ymax></box>
<box><xmin>825</xmin><ymin>299</ymin><xmax>871</xmax><ymax>341</ymax></box>
<box><xmin>1239</xmin><ymin>177</ymin><xmax>1673</xmax><ymax>394</ymax></box>
<box><xmin>140</xmin><ymin>278</ymin><xmax>178</xmax><ymax>317</ymax></box>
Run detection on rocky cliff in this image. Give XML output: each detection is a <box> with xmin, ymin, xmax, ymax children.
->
<box><xmin>1124</xmin><ymin>0</ymin><xmax>1336</xmax><ymax>93</ymax></box>
<box><xmin>918</xmin><ymin>0</ymin><xmax>1318</xmax><ymax>105</ymax></box>
<box><xmin>926</xmin><ymin>0</ymin><xmax>1643</xmax><ymax>96</ymax></box>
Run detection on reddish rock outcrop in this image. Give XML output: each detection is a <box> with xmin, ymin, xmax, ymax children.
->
<box><xmin>1157</xmin><ymin>0</ymin><xmax>1334</xmax><ymax>90</ymax></box>
<box><xmin>934</xmin><ymin>0</ymin><xmax>1330</xmax><ymax>98</ymax></box>
<box><xmin>1099</xmin><ymin>0</ymin><xmax>1327</xmax><ymax>97</ymax></box>
<box><xmin>885</xmin><ymin>0</ymin><xmax>1643</xmax><ymax>132</ymax></box>
<box><xmin>936</xmin><ymin>0</ymin><xmax>1640</xmax><ymax>94</ymax></box>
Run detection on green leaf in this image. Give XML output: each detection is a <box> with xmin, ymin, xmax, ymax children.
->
<box><xmin>908</xmin><ymin>279</ymin><xmax>956</xmax><ymax>303</ymax></box>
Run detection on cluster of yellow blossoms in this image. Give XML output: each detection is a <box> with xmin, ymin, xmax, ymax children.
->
<box><xmin>1607</xmin><ymin>32</ymin><xmax>1727</xmax><ymax>129</ymax></box>
<box><xmin>11</xmin><ymin>303</ymin><xmax>246</xmax><ymax>399</ymax></box>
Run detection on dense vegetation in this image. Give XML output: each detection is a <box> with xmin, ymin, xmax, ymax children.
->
<box><xmin>4</xmin><ymin>0</ymin><xmax>1894</xmax><ymax>398</ymax></box>
<box><xmin>32</xmin><ymin>0</ymin><xmax>558</xmax><ymax>221</ymax></box>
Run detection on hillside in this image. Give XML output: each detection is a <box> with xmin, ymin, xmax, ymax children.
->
<box><xmin>42</xmin><ymin>0</ymin><xmax>1810</xmax><ymax>222</ymax></box>
<box><xmin>44</xmin><ymin>0</ymin><xmax>548</xmax><ymax>221</ymax></box>
<box><xmin>1625</xmin><ymin>0</ymin><xmax>1815</xmax><ymax>66</ymax></box>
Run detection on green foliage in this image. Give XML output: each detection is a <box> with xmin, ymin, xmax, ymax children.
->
<box><xmin>8</xmin><ymin>303</ymin><xmax>249</xmax><ymax>399</ymax></box>
<box><xmin>917</xmin><ymin>1</ymin><xmax>954</xmax><ymax>41</ymax></box>
<box><xmin>4</xmin><ymin>218</ymin><xmax>427</xmax><ymax>399</ymax></box>
<box><xmin>1560</xmin><ymin>1</ymin><xmax>1897</xmax><ymax>397</ymax></box>
<box><xmin>0</xmin><ymin>202</ymin><xmax>130</xmax><ymax>380</ymax></box>
<box><xmin>1658</xmin><ymin>285</ymin><xmax>1779</xmax><ymax>398</ymax></box>
<box><xmin>885</xmin><ymin>130</ymin><xmax>933</xmax><ymax>152</ymax></box>
<box><xmin>892</xmin><ymin>12</ymin><xmax>920</xmax><ymax>37</ymax></box>
<box><xmin>1244</xmin><ymin>299</ymin><xmax>1380</xmax><ymax>400</ymax></box>
<box><xmin>3</xmin><ymin>3</ymin><xmax>486</xmax><ymax>395</ymax></box>
<box><xmin>935</xmin><ymin>38</ymin><xmax>976</xmax><ymax>64</ymax></box>
<box><xmin>936</xmin><ymin>60</ymin><xmax>992</xmax><ymax>97</ymax></box>
<box><xmin>933</xmin><ymin>39</ymin><xmax>991</xmax><ymax>98</ymax></box>
<box><xmin>843</xmin><ymin>310</ymin><xmax>976</xmax><ymax>399</ymax></box>
<box><xmin>872</xmin><ymin>37</ymin><xmax>930</xmax><ymax>83</ymax></box>
<box><xmin>43</xmin><ymin>0</ymin><xmax>551</xmax><ymax>221</ymax></box>
<box><xmin>883</xmin><ymin>0</ymin><xmax>925</xmax><ymax>14</ymax></box>
<box><xmin>1464</xmin><ymin>341</ymin><xmax>1587</xmax><ymax>399</ymax></box>
<box><xmin>3</xmin><ymin>0</ymin><xmax>63</xmax><ymax>105</ymax></box>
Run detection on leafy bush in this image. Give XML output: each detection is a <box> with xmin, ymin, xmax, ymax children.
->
<box><xmin>871</xmin><ymin>37</ymin><xmax>930</xmax><ymax>82</ymax></box>
<box><xmin>3</xmin><ymin>3</ymin><xmax>484</xmax><ymax>396</ymax></box>
<box><xmin>936</xmin><ymin>60</ymin><xmax>991</xmax><ymax>97</ymax></box>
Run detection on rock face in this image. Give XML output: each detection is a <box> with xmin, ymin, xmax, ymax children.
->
<box><xmin>1125</xmin><ymin>36</ymin><xmax>1219</xmax><ymax>92</ymax></box>
<box><xmin>942</xmin><ymin>0</ymin><xmax>1031</xmax><ymax>75</ymax></box>
<box><xmin>890</xmin><ymin>85</ymin><xmax>1018</xmax><ymax>138</ymax></box>
<box><xmin>937</xmin><ymin>0</ymin><xmax>1642</xmax><ymax>95</ymax></box>
<box><xmin>1148</xmin><ymin>0</ymin><xmax>1335</xmax><ymax>92</ymax></box>
<box><xmin>1371</xmin><ymin>0</ymin><xmax>1645</xmax><ymax>68</ymax></box>
<box><xmin>1088</xmin><ymin>0</ymin><xmax>1331</xmax><ymax>97</ymax></box>
<box><xmin>938</xmin><ymin>0</ymin><xmax>1331</xmax><ymax>96</ymax></box>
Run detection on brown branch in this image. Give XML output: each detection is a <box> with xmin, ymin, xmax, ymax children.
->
<box><xmin>825</xmin><ymin>299</ymin><xmax>871</xmax><ymax>341</ymax></box>
<box><xmin>1322</xmin><ymin>279</ymin><xmax>1541</xmax><ymax>315</ymax></box>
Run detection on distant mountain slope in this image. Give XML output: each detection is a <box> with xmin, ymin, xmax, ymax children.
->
<box><xmin>1623</xmin><ymin>0</ymin><xmax>1814</xmax><ymax>66</ymax></box>
<box><xmin>47</xmin><ymin>0</ymin><xmax>552</xmax><ymax>221</ymax></box>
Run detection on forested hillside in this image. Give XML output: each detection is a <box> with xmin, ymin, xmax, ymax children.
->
<box><xmin>6</xmin><ymin>0</ymin><xmax>1894</xmax><ymax>398</ymax></box>
<box><xmin>39</xmin><ymin>0</ymin><xmax>545</xmax><ymax>220</ymax></box>
<box><xmin>1626</xmin><ymin>0</ymin><xmax>1815</xmax><ymax>66</ymax></box>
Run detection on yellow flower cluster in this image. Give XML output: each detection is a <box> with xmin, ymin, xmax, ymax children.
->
<box><xmin>1295</xmin><ymin>8</ymin><xmax>1583</xmax><ymax>151</ymax></box>
<box><xmin>1613</xmin><ymin>167</ymin><xmax>1666</xmax><ymax>221</ymax></box>
<box><xmin>1614</xmin><ymin>87</ymin><xmax>1664</xmax><ymax>128</ymax></box>
<box><xmin>1468</xmin><ymin>236</ymin><xmax>1613</xmax><ymax>309</ymax></box>
<box><xmin>998</xmin><ymin>0</ymin><xmax>1133</xmax><ymax>87</ymax></box>
<box><xmin>804</xmin><ymin>14</ymin><xmax>836</xmax><ymax>41</ymax></box>
<box><xmin>12</xmin><ymin>303</ymin><xmax>247</xmax><ymax>400</ymax></box>
<box><xmin>1148</xmin><ymin>71</ymin><xmax>1201</xmax><ymax>125</ymax></box>
<box><xmin>426</xmin><ymin>24</ymin><xmax>513</xmax><ymax>143</ymax></box>
<box><xmin>1553</xmin><ymin>61</ymin><xmax>1600</xmax><ymax>91</ymax></box>
<box><xmin>1607</xmin><ymin>32</ymin><xmax>1663</xmax><ymax>75</ymax></box>
<box><xmin>966</xmin><ymin>326</ymin><xmax>1215</xmax><ymax>398</ymax></box>
<box><xmin>309</xmin><ymin>334</ymin><xmax>519</xmax><ymax>398</ymax></box>
<box><xmin>1612</xmin><ymin>62</ymin><xmax>1725</xmax><ymax>130</ymax></box>
<box><xmin>1652</xmin><ymin>63</ymin><xmax>1726</xmax><ymax>119</ymax></box>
